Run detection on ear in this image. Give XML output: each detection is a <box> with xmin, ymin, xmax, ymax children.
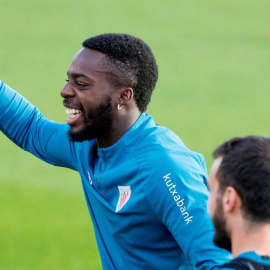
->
<box><xmin>117</xmin><ymin>88</ymin><xmax>134</xmax><ymax>106</ymax></box>
<box><xmin>222</xmin><ymin>186</ymin><xmax>241</xmax><ymax>214</ymax></box>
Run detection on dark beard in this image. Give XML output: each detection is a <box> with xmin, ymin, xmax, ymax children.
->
<box><xmin>212</xmin><ymin>199</ymin><xmax>232</xmax><ymax>252</ymax></box>
<box><xmin>69</xmin><ymin>98</ymin><xmax>113</xmax><ymax>142</ymax></box>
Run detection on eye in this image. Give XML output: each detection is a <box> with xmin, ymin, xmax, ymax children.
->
<box><xmin>65</xmin><ymin>79</ymin><xmax>69</xmax><ymax>83</ymax></box>
<box><xmin>76</xmin><ymin>81</ymin><xmax>87</xmax><ymax>87</ymax></box>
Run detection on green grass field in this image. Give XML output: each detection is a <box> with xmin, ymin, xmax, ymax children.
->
<box><xmin>1</xmin><ymin>0</ymin><xmax>270</xmax><ymax>269</ymax></box>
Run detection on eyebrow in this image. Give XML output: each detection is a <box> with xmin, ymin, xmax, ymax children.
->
<box><xmin>67</xmin><ymin>72</ymin><xmax>90</xmax><ymax>79</ymax></box>
<box><xmin>66</xmin><ymin>70</ymin><xmax>114</xmax><ymax>80</ymax></box>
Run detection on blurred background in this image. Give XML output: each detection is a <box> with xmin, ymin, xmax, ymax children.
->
<box><xmin>0</xmin><ymin>0</ymin><xmax>269</xmax><ymax>269</ymax></box>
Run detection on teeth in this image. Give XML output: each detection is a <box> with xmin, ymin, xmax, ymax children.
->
<box><xmin>65</xmin><ymin>107</ymin><xmax>81</xmax><ymax>117</ymax></box>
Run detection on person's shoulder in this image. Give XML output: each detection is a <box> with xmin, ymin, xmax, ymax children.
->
<box><xmin>130</xmin><ymin>115</ymin><xmax>207</xmax><ymax>178</ymax></box>
<box><xmin>219</xmin><ymin>252</ymin><xmax>270</xmax><ymax>270</ymax></box>
<box><xmin>131</xmin><ymin>114</ymin><xmax>185</xmax><ymax>154</ymax></box>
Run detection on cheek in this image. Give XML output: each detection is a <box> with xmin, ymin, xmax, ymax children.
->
<box><xmin>207</xmin><ymin>194</ymin><xmax>216</xmax><ymax>217</ymax></box>
<box><xmin>78</xmin><ymin>98</ymin><xmax>93</xmax><ymax>115</ymax></box>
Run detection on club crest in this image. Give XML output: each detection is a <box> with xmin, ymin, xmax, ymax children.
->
<box><xmin>115</xmin><ymin>186</ymin><xmax>131</xmax><ymax>212</ymax></box>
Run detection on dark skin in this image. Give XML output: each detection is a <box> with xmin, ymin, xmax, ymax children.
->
<box><xmin>61</xmin><ymin>48</ymin><xmax>141</xmax><ymax>148</ymax></box>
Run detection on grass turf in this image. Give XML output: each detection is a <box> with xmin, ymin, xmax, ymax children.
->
<box><xmin>0</xmin><ymin>0</ymin><xmax>270</xmax><ymax>269</ymax></box>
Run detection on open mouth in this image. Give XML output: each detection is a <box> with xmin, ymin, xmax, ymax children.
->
<box><xmin>65</xmin><ymin>107</ymin><xmax>82</xmax><ymax>125</ymax></box>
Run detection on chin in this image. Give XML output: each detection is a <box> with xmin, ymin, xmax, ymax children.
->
<box><xmin>67</xmin><ymin>100</ymin><xmax>113</xmax><ymax>142</ymax></box>
<box><xmin>68</xmin><ymin>125</ymin><xmax>97</xmax><ymax>142</ymax></box>
<box><xmin>213</xmin><ymin>232</ymin><xmax>232</xmax><ymax>252</ymax></box>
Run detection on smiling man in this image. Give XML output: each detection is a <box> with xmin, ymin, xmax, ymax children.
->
<box><xmin>208</xmin><ymin>136</ymin><xmax>270</xmax><ymax>269</ymax></box>
<box><xmin>0</xmin><ymin>33</ymin><xmax>230</xmax><ymax>269</ymax></box>
<box><xmin>62</xmin><ymin>46</ymin><xmax>142</xmax><ymax>146</ymax></box>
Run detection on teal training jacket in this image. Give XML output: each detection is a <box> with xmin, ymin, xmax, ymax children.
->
<box><xmin>0</xmin><ymin>80</ymin><xmax>231</xmax><ymax>269</ymax></box>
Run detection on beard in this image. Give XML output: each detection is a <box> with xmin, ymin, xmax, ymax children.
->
<box><xmin>212</xmin><ymin>199</ymin><xmax>232</xmax><ymax>252</ymax></box>
<box><xmin>68</xmin><ymin>97</ymin><xmax>113</xmax><ymax>142</ymax></box>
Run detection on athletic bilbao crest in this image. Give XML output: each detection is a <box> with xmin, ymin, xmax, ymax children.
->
<box><xmin>115</xmin><ymin>186</ymin><xmax>131</xmax><ymax>212</ymax></box>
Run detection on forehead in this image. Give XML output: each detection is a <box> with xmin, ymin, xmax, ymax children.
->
<box><xmin>208</xmin><ymin>157</ymin><xmax>223</xmax><ymax>188</ymax></box>
<box><xmin>68</xmin><ymin>48</ymin><xmax>107</xmax><ymax>76</ymax></box>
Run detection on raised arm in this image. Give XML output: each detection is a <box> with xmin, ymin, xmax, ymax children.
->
<box><xmin>0</xmin><ymin>80</ymin><xmax>78</xmax><ymax>170</ymax></box>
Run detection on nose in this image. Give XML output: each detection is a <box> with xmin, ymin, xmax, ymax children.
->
<box><xmin>60</xmin><ymin>82</ymin><xmax>75</xmax><ymax>98</ymax></box>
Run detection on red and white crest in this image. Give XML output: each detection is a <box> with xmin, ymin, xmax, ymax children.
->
<box><xmin>115</xmin><ymin>186</ymin><xmax>131</xmax><ymax>212</ymax></box>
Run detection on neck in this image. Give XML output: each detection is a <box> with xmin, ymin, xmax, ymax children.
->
<box><xmin>97</xmin><ymin>108</ymin><xmax>141</xmax><ymax>148</ymax></box>
<box><xmin>231</xmin><ymin>219</ymin><xmax>270</xmax><ymax>257</ymax></box>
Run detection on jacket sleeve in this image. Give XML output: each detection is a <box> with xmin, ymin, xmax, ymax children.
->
<box><xmin>142</xmin><ymin>148</ymin><xmax>231</xmax><ymax>269</ymax></box>
<box><xmin>0</xmin><ymin>80</ymin><xmax>78</xmax><ymax>170</ymax></box>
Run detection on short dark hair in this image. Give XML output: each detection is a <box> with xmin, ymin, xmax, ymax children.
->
<box><xmin>213</xmin><ymin>136</ymin><xmax>270</xmax><ymax>223</ymax></box>
<box><xmin>82</xmin><ymin>33</ymin><xmax>158</xmax><ymax>112</ymax></box>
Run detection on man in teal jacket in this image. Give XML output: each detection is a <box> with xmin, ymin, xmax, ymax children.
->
<box><xmin>0</xmin><ymin>33</ymin><xmax>230</xmax><ymax>269</ymax></box>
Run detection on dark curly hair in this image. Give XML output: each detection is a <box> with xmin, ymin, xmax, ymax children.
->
<box><xmin>213</xmin><ymin>136</ymin><xmax>270</xmax><ymax>223</ymax></box>
<box><xmin>82</xmin><ymin>33</ymin><xmax>158</xmax><ymax>112</ymax></box>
